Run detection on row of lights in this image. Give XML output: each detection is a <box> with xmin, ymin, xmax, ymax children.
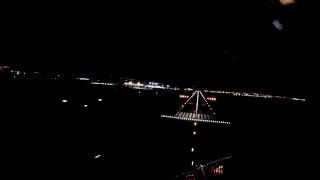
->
<box><xmin>160</xmin><ymin>115</ymin><xmax>231</xmax><ymax>125</ymax></box>
<box><xmin>91</xmin><ymin>82</ymin><xmax>115</xmax><ymax>86</ymax></box>
<box><xmin>202</xmin><ymin>156</ymin><xmax>232</xmax><ymax>168</ymax></box>
<box><xmin>177</xmin><ymin>156</ymin><xmax>232</xmax><ymax>178</ymax></box>
<box><xmin>206</xmin><ymin>97</ymin><xmax>216</xmax><ymax>102</ymax></box>
<box><xmin>212</xmin><ymin>165</ymin><xmax>224</xmax><ymax>176</ymax></box>
<box><xmin>191</xmin><ymin>123</ymin><xmax>196</xmax><ymax>166</ymax></box>
<box><xmin>62</xmin><ymin>98</ymin><xmax>103</xmax><ymax>107</ymax></box>
<box><xmin>208</xmin><ymin>90</ymin><xmax>306</xmax><ymax>102</ymax></box>
<box><xmin>179</xmin><ymin>94</ymin><xmax>189</xmax><ymax>99</ymax></box>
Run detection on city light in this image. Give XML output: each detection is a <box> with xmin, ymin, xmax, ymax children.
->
<box><xmin>98</xmin><ymin>98</ymin><xmax>103</xmax><ymax>102</ymax></box>
<box><xmin>191</xmin><ymin>147</ymin><xmax>194</xmax><ymax>152</ymax></box>
<box><xmin>207</xmin><ymin>96</ymin><xmax>216</xmax><ymax>101</ymax></box>
<box><xmin>193</xmin><ymin>131</ymin><xmax>196</xmax><ymax>135</ymax></box>
<box><xmin>94</xmin><ymin>154</ymin><xmax>101</xmax><ymax>159</ymax></box>
<box><xmin>62</xmin><ymin>99</ymin><xmax>68</xmax><ymax>103</ymax></box>
<box><xmin>0</xmin><ymin>66</ymin><xmax>9</xmax><ymax>71</ymax></box>
<box><xmin>77</xmin><ymin>77</ymin><xmax>90</xmax><ymax>81</ymax></box>
<box><xmin>208</xmin><ymin>90</ymin><xmax>306</xmax><ymax>102</ymax></box>
<box><xmin>176</xmin><ymin>156</ymin><xmax>232</xmax><ymax>178</ymax></box>
<box><xmin>179</xmin><ymin>94</ymin><xmax>189</xmax><ymax>99</ymax></box>
<box><xmin>84</xmin><ymin>104</ymin><xmax>88</xmax><ymax>107</ymax></box>
<box><xmin>212</xmin><ymin>165</ymin><xmax>224</xmax><ymax>176</ymax></box>
<box><xmin>91</xmin><ymin>82</ymin><xmax>115</xmax><ymax>86</ymax></box>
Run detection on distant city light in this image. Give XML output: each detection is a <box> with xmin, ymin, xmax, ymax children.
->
<box><xmin>179</xmin><ymin>94</ymin><xmax>189</xmax><ymax>99</ymax></box>
<box><xmin>208</xmin><ymin>90</ymin><xmax>306</xmax><ymax>102</ymax></box>
<box><xmin>91</xmin><ymin>82</ymin><xmax>115</xmax><ymax>86</ymax></box>
<box><xmin>0</xmin><ymin>66</ymin><xmax>10</xmax><ymax>71</ymax></box>
<box><xmin>207</xmin><ymin>96</ymin><xmax>216</xmax><ymax>101</ymax></box>
<box><xmin>176</xmin><ymin>156</ymin><xmax>232</xmax><ymax>178</ymax></box>
<box><xmin>62</xmin><ymin>99</ymin><xmax>68</xmax><ymax>103</ymax></box>
<box><xmin>191</xmin><ymin>161</ymin><xmax>194</xmax><ymax>166</ymax></box>
<box><xmin>94</xmin><ymin>154</ymin><xmax>101</xmax><ymax>159</ymax></box>
<box><xmin>84</xmin><ymin>104</ymin><xmax>88</xmax><ymax>107</ymax></box>
<box><xmin>98</xmin><ymin>98</ymin><xmax>103</xmax><ymax>102</ymax></box>
<box><xmin>77</xmin><ymin>77</ymin><xmax>90</xmax><ymax>81</ymax></box>
<box><xmin>191</xmin><ymin>147</ymin><xmax>194</xmax><ymax>152</ymax></box>
<box><xmin>193</xmin><ymin>131</ymin><xmax>197</xmax><ymax>135</ymax></box>
<box><xmin>212</xmin><ymin>165</ymin><xmax>224</xmax><ymax>176</ymax></box>
<box><xmin>184</xmin><ymin>88</ymin><xmax>194</xmax><ymax>91</ymax></box>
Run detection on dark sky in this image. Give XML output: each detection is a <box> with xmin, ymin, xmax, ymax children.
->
<box><xmin>2</xmin><ymin>1</ymin><xmax>312</xmax><ymax>96</ymax></box>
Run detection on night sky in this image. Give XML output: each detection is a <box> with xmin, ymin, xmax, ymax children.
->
<box><xmin>2</xmin><ymin>1</ymin><xmax>312</xmax><ymax>96</ymax></box>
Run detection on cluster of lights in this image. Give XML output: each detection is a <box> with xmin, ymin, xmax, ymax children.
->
<box><xmin>179</xmin><ymin>94</ymin><xmax>189</xmax><ymax>99</ymax></box>
<box><xmin>124</xmin><ymin>81</ymin><xmax>143</xmax><ymax>86</ymax></box>
<box><xmin>123</xmin><ymin>81</ymin><xmax>145</xmax><ymax>89</ymax></box>
<box><xmin>177</xmin><ymin>156</ymin><xmax>232</xmax><ymax>178</ymax></box>
<box><xmin>212</xmin><ymin>165</ymin><xmax>224</xmax><ymax>176</ymax></box>
<box><xmin>10</xmin><ymin>70</ymin><xmax>21</xmax><ymax>75</ymax></box>
<box><xmin>0</xmin><ymin>65</ymin><xmax>10</xmax><ymax>71</ymax></box>
<box><xmin>124</xmin><ymin>80</ymin><xmax>170</xmax><ymax>90</ymax></box>
<box><xmin>184</xmin><ymin>88</ymin><xmax>194</xmax><ymax>91</ymax></box>
<box><xmin>161</xmin><ymin>115</ymin><xmax>231</xmax><ymax>125</ymax></box>
<box><xmin>77</xmin><ymin>77</ymin><xmax>90</xmax><ymax>81</ymax></box>
<box><xmin>8</xmin><ymin>69</ymin><xmax>65</xmax><ymax>80</ymax></box>
<box><xmin>145</xmin><ymin>84</ymin><xmax>165</xmax><ymax>89</ymax></box>
<box><xmin>207</xmin><ymin>90</ymin><xmax>306</xmax><ymax>102</ymax></box>
<box><xmin>206</xmin><ymin>97</ymin><xmax>216</xmax><ymax>101</ymax></box>
<box><xmin>91</xmin><ymin>82</ymin><xmax>115</xmax><ymax>86</ymax></box>
<box><xmin>122</xmin><ymin>78</ymin><xmax>177</xmax><ymax>90</ymax></box>
<box><xmin>148</xmin><ymin>82</ymin><xmax>159</xmax><ymax>86</ymax></box>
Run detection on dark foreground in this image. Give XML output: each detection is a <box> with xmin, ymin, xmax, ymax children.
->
<box><xmin>1</xmin><ymin>75</ymin><xmax>308</xmax><ymax>179</ymax></box>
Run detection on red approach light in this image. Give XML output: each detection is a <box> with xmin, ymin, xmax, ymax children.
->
<box><xmin>207</xmin><ymin>96</ymin><xmax>216</xmax><ymax>102</ymax></box>
<box><xmin>179</xmin><ymin>94</ymin><xmax>189</xmax><ymax>99</ymax></box>
<box><xmin>212</xmin><ymin>165</ymin><xmax>224</xmax><ymax>176</ymax></box>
